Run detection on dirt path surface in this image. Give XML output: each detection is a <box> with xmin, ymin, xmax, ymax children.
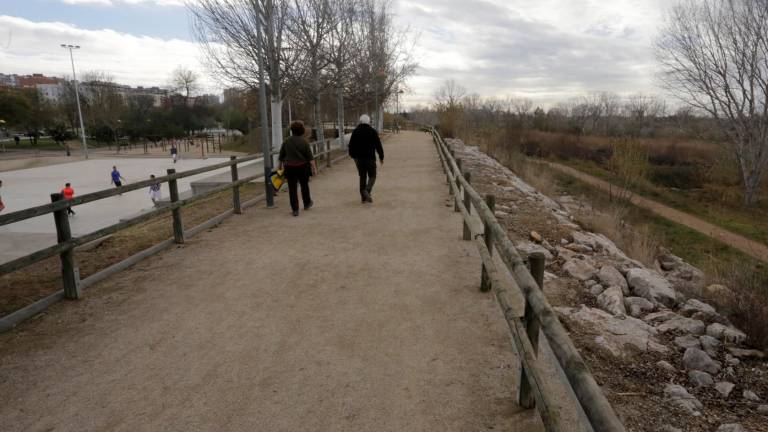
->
<box><xmin>0</xmin><ymin>132</ymin><xmax>541</xmax><ymax>432</ymax></box>
<box><xmin>545</xmin><ymin>161</ymin><xmax>768</xmax><ymax>263</ymax></box>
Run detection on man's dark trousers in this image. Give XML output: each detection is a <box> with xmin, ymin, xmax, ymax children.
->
<box><xmin>355</xmin><ymin>158</ymin><xmax>377</xmax><ymax>200</ymax></box>
<box><xmin>285</xmin><ymin>165</ymin><xmax>312</xmax><ymax>211</ymax></box>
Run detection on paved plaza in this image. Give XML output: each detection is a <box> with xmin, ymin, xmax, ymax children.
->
<box><xmin>0</xmin><ymin>156</ymin><xmax>261</xmax><ymax>263</ymax></box>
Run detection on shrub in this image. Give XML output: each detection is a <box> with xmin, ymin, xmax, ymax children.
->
<box><xmin>649</xmin><ymin>165</ymin><xmax>704</xmax><ymax>189</ymax></box>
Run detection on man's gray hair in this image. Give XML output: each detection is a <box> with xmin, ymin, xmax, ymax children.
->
<box><xmin>359</xmin><ymin>114</ymin><xmax>371</xmax><ymax>125</ymax></box>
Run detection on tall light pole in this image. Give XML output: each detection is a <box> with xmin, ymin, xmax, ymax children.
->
<box><xmin>395</xmin><ymin>88</ymin><xmax>404</xmax><ymax>133</ymax></box>
<box><xmin>254</xmin><ymin>1</ymin><xmax>274</xmax><ymax>207</ymax></box>
<box><xmin>61</xmin><ymin>44</ymin><xmax>88</xmax><ymax>159</ymax></box>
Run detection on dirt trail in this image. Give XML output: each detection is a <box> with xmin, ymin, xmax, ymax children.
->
<box><xmin>0</xmin><ymin>132</ymin><xmax>542</xmax><ymax>432</ymax></box>
<box><xmin>545</xmin><ymin>161</ymin><xmax>768</xmax><ymax>263</ymax></box>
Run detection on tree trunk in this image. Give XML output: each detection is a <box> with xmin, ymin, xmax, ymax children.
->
<box><xmin>336</xmin><ymin>84</ymin><xmax>345</xmax><ymax>150</ymax></box>
<box><xmin>314</xmin><ymin>97</ymin><xmax>325</xmax><ymax>145</ymax></box>
<box><xmin>743</xmin><ymin>167</ymin><xmax>764</xmax><ymax>205</ymax></box>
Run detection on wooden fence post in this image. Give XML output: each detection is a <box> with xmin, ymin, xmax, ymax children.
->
<box><xmin>51</xmin><ymin>193</ymin><xmax>81</xmax><ymax>300</ymax></box>
<box><xmin>326</xmin><ymin>138</ymin><xmax>332</xmax><ymax>168</ymax></box>
<box><xmin>518</xmin><ymin>251</ymin><xmax>546</xmax><ymax>408</ymax></box>
<box><xmin>230</xmin><ymin>156</ymin><xmax>242</xmax><ymax>215</ymax></box>
<box><xmin>454</xmin><ymin>159</ymin><xmax>462</xmax><ymax>212</ymax></box>
<box><xmin>167</xmin><ymin>168</ymin><xmax>185</xmax><ymax>244</ymax></box>
<box><xmin>462</xmin><ymin>172</ymin><xmax>472</xmax><ymax>240</ymax></box>
<box><xmin>480</xmin><ymin>194</ymin><xmax>496</xmax><ymax>292</ymax></box>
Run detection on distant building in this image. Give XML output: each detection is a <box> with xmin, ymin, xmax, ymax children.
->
<box><xmin>17</xmin><ymin>73</ymin><xmax>60</xmax><ymax>88</ymax></box>
<box><xmin>0</xmin><ymin>73</ymin><xmax>19</xmax><ymax>88</ymax></box>
<box><xmin>115</xmin><ymin>85</ymin><xmax>169</xmax><ymax>107</ymax></box>
<box><xmin>37</xmin><ymin>83</ymin><xmax>64</xmax><ymax>102</ymax></box>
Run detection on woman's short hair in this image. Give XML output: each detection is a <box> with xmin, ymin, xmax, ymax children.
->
<box><xmin>290</xmin><ymin>121</ymin><xmax>305</xmax><ymax>136</ymax></box>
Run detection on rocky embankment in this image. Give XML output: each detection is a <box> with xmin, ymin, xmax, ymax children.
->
<box><xmin>449</xmin><ymin>139</ymin><xmax>767</xmax><ymax>432</ymax></box>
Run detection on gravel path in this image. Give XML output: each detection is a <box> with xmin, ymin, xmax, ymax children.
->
<box><xmin>0</xmin><ymin>131</ymin><xmax>541</xmax><ymax>432</ymax></box>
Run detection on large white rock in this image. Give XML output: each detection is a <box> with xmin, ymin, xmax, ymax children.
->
<box><xmin>516</xmin><ymin>240</ymin><xmax>553</xmax><ymax>261</ymax></box>
<box><xmin>700</xmin><ymin>335</ymin><xmax>721</xmax><ymax>357</ymax></box>
<box><xmin>664</xmin><ymin>384</ymin><xmax>703</xmax><ymax>415</ymax></box>
<box><xmin>597</xmin><ymin>266</ymin><xmax>629</xmax><ymax>295</ymax></box>
<box><xmin>563</xmin><ymin>257</ymin><xmax>597</xmax><ymax>281</ymax></box>
<box><xmin>657</xmin><ymin>317</ymin><xmax>706</xmax><ymax>335</ymax></box>
<box><xmin>706</xmin><ymin>323</ymin><xmax>747</xmax><ymax>345</ymax></box>
<box><xmin>643</xmin><ymin>310</ymin><xmax>680</xmax><ymax>324</ymax></box>
<box><xmin>626</xmin><ymin>268</ymin><xmax>678</xmax><ymax>307</ymax></box>
<box><xmin>727</xmin><ymin>347</ymin><xmax>765</xmax><ymax>359</ymax></box>
<box><xmin>625</xmin><ymin>296</ymin><xmax>655</xmax><ymax>317</ymax></box>
<box><xmin>597</xmin><ymin>286</ymin><xmax>627</xmax><ymax>316</ymax></box>
<box><xmin>674</xmin><ymin>335</ymin><xmax>701</xmax><ymax>350</ymax></box>
<box><xmin>680</xmin><ymin>298</ymin><xmax>722</xmax><ymax>323</ymax></box>
<box><xmin>683</xmin><ymin>347</ymin><xmax>722</xmax><ymax>374</ymax></box>
<box><xmin>681</xmin><ymin>299</ymin><xmax>717</xmax><ymax>316</ymax></box>
<box><xmin>688</xmin><ymin>370</ymin><xmax>714</xmax><ymax>387</ymax></box>
<box><xmin>715</xmin><ymin>381</ymin><xmax>735</xmax><ymax>398</ymax></box>
<box><xmin>571</xmin><ymin>231</ymin><xmax>627</xmax><ymax>259</ymax></box>
<box><xmin>556</xmin><ymin>305</ymin><xmax>668</xmax><ymax>357</ymax></box>
<box><xmin>717</xmin><ymin>424</ymin><xmax>745</xmax><ymax>432</ymax></box>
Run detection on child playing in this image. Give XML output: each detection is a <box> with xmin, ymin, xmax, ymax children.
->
<box><xmin>61</xmin><ymin>182</ymin><xmax>75</xmax><ymax>216</ymax></box>
<box><xmin>149</xmin><ymin>175</ymin><xmax>162</xmax><ymax>206</ymax></box>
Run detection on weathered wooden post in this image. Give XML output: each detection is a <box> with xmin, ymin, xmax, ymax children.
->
<box><xmin>480</xmin><ymin>194</ymin><xmax>496</xmax><ymax>292</ymax></box>
<box><xmin>51</xmin><ymin>193</ymin><xmax>81</xmax><ymax>300</ymax></box>
<box><xmin>462</xmin><ymin>172</ymin><xmax>472</xmax><ymax>240</ymax></box>
<box><xmin>519</xmin><ymin>251</ymin><xmax>546</xmax><ymax>408</ymax></box>
<box><xmin>167</xmin><ymin>168</ymin><xmax>184</xmax><ymax>244</ymax></box>
<box><xmin>326</xmin><ymin>138</ymin><xmax>332</xmax><ymax>168</ymax></box>
<box><xmin>454</xmin><ymin>159</ymin><xmax>463</xmax><ymax>212</ymax></box>
<box><xmin>230</xmin><ymin>156</ymin><xmax>242</xmax><ymax>215</ymax></box>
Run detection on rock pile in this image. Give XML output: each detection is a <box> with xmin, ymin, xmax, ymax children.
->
<box><xmin>453</xmin><ymin>140</ymin><xmax>766</xmax><ymax>430</ymax></box>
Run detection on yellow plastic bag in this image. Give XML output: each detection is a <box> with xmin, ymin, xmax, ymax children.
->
<box><xmin>271</xmin><ymin>169</ymin><xmax>286</xmax><ymax>192</ymax></box>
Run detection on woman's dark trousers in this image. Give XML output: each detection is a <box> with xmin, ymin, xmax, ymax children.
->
<box><xmin>285</xmin><ymin>165</ymin><xmax>312</xmax><ymax>212</ymax></box>
<box><xmin>355</xmin><ymin>158</ymin><xmax>377</xmax><ymax>200</ymax></box>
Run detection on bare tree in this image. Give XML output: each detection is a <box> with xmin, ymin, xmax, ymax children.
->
<box><xmin>326</xmin><ymin>0</ymin><xmax>359</xmax><ymax>148</ymax></box>
<box><xmin>285</xmin><ymin>0</ymin><xmax>337</xmax><ymax>149</ymax></box>
<box><xmin>656</xmin><ymin>0</ymin><xmax>768</xmax><ymax>205</ymax></box>
<box><xmin>433</xmin><ymin>79</ymin><xmax>466</xmax><ymax>137</ymax></box>
<box><xmin>170</xmin><ymin>66</ymin><xmax>199</xmax><ymax>102</ymax></box>
<box><xmin>80</xmin><ymin>71</ymin><xmax>123</xmax><ymax>144</ymax></box>
<box><xmin>190</xmin><ymin>0</ymin><xmax>295</xmax><ymax>154</ymax></box>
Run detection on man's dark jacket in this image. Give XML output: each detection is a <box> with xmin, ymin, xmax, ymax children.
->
<box><xmin>348</xmin><ymin>124</ymin><xmax>384</xmax><ymax>161</ymax></box>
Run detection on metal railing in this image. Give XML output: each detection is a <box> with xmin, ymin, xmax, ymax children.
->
<box><xmin>431</xmin><ymin>128</ymin><xmax>625</xmax><ymax>432</ymax></box>
<box><xmin>0</xmin><ymin>138</ymin><xmax>345</xmax><ymax>332</ymax></box>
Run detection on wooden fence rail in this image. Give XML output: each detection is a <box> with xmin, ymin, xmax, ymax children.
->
<box><xmin>431</xmin><ymin>128</ymin><xmax>625</xmax><ymax>432</ymax></box>
<box><xmin>0</xmin><ymin>137</ymin><xmax>345</xmax><ymax>332</ymax></box>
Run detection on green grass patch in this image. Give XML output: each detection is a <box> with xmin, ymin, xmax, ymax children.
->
<box><xmin>550</xmin><ymin>166</ymin><xmax>768</xmax><ymax>279</ymax></box>
<box><xmin>553</xmin><ymin>158</ymin><xmax>768</xmax><ymax>247</ymax></box>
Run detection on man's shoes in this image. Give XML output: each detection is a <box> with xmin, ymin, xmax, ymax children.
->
<box><xmin>364</xmin><ymin>196</ymin><xmax>373</xmax><ymax>203</ymax></box>
<box><xmin>304</xmin><ymin>201</ymin><xmax>313</xmax><ymax>210</ymax></box>
<box><xmin>292</xmin><ymin>210</ymin><xmax>299</xmax><ymax>217</ymax></box>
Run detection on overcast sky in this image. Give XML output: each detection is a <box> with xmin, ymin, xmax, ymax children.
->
<box><xmin>0</xmin><ymin>0</ymin><xmax>671</xmax><ymax>108</ymax></box>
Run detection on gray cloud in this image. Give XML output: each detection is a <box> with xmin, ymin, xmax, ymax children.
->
<box><xmin>395</xmin><ymin>0</ymin><xmax>668</xmax><ymax>107</ymax></box>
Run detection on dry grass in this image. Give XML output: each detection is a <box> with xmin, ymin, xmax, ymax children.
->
<box><xmin>572</xmin><ymin>205</ymin><xmax>660</xmax><ymax>267</ymax></box>
<box><xmin>707</xmin><ymin>262</ymin><xmax>768</xmax><ymax>350</ymax></box>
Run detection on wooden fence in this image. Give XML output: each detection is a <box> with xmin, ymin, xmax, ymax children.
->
<box><xmin>431</xmin><ymin>128</ymin><xmax>625</xmax><ymax>432</ymax></box>
<box><xmin>0</xmin><ymin>138</ymin><xmax>345</xmax><ymax>332</ymax></box>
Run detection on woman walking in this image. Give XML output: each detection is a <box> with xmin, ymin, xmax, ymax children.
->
<box><xmin>278</xmin><ymin>121</ymin><xmax>317</xmax><ymax>217</ymax></box>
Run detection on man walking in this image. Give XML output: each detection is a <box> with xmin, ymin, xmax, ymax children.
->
<box><xmin>170</xmin><ymin>144</ymin><xmax>178</xmax><ymax>163</ymax></box>
<box><xmin>348</xmin><ymin>114</ymin><xmax>384</xmax><ymax>203</ymax></box>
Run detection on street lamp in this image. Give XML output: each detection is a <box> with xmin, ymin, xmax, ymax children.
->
<box><xmin>60</xmin><ymin>44</ymin><xmax>88</xmax><ymax>159</ymax></box>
